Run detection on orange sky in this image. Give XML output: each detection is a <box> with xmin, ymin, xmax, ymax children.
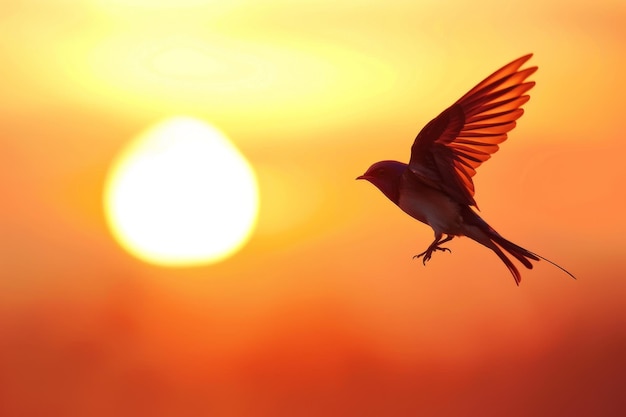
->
<box><xmin>1</xmin><ymin>1</ymin><xmax>625</xmax><ymax>416</ymax></box>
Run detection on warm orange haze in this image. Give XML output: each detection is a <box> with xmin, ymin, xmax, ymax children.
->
<box><xmin>1</xmin><ymin>1</ymin><xmax>625</xmax><ymax>416</ymax></box>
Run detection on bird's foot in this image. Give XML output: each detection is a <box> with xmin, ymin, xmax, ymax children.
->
<box><xmin>413</xmin><ymin>246</ymin><xmax>451</xmax><ymax>265</ymax></box>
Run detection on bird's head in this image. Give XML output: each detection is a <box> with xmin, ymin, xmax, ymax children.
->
<box><xmin>356</xmin><ymin>160</ymin><xmax>407</xmax><ymax>204</ymax></box>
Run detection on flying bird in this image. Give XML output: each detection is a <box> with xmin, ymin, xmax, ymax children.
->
<box><xmin>357</xmin><ymin>54</ymin><xmax>574</xmax><ymax>285</ymax></box>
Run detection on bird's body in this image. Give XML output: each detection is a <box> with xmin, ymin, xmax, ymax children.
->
<box><xmin>357</xmin><ymin>54</ymin><xmax>574</xmax><ymax>285</ymax></box>
<box><xmin>398</xmin><ymin>170</ymin><xmax>463</xmax><ymax>236</ymax></box>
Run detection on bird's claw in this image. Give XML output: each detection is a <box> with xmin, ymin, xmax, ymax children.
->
<box><xmin>413</xmin><ymin>246</ymin><xmax>451</xmax><ymax>265</ymax></box>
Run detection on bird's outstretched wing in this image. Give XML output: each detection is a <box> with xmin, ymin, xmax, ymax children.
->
<box><xmin>407</xmin><ymin>54</ymin><xmax>537</xmax><ymax>207</ymax></box>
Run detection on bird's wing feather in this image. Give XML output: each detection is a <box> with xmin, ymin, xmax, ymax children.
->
<box><xmin>408</xmin><ymin>54</ymin><xmax>537</xmax><ymax>207</ymax></box>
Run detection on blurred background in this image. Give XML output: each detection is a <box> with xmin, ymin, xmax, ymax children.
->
<box><xmin>1</xmin><ymin>0</ymin><xmax>625</xmax><ymax>416</ymax></box>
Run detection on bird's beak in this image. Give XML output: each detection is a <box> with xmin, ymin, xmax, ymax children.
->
<box><xmin>356</xmin><ymin>175</ymin><xmax>366</xmax><ymax>180</ymax></box>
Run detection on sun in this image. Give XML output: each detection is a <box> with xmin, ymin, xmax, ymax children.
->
<box><xmin>103</xmin><ymin>116</ymin><xmax>259</xmax><ymax>266</ymax></box>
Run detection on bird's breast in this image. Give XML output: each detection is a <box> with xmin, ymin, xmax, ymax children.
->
<box><xmin>397</xmin><ymin>174</ymin><xmax>464</xmax><ymax>235</ymax></box>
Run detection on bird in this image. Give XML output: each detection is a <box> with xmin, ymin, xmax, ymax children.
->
<box><xmin>356</xmin><ymin>54</ymin><xmax>575</xmax><ymax>285</ymax></box>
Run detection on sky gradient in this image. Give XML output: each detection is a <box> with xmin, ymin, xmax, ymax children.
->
<box><xmin>1</xmin><ymin>1</ymin><xmax>625</xmax><ymax>416</ymax></box>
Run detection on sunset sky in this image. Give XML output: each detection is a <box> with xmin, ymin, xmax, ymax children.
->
<box><xmin>1</xmin><ymin>0</ymin><xmax>625</xmax><ymax>416</ymax></box>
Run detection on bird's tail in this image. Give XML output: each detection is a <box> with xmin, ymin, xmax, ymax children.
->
<box><xmin>460</xmin><ymin>207</ymin><xmax>573</xmax><ymax>285</ymax></box>
<box><xmin>483</xmin><ymin>228</ymin><xmax>539</xmax><ymax>285</ymax></box>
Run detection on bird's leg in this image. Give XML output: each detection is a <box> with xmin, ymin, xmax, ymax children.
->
<box><xmin>413</xmin><ymin>234</ymin><xmax>454</xmax><ymax>265</ymax></box>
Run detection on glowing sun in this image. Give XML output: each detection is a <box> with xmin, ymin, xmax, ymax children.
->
<box><xmin>104</xmin><ymin>116</ymin><xmax>259</xmax><ymax>266</ymax></box>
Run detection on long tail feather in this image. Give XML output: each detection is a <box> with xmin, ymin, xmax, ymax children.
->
<box><xmin>489</xmin><ymin>233</ymin><xmax>539</xmax><ymax>269</ymax></box>
<box><xmin>488</xmin><ymin>232</ymin><xmax>538</xmax><ymax>285</ymax></box>
<box><xmin>486</xmin><ymin>241</ymin><xmax>524</xmax><ymax>285</ymax></box>
<box><xmin>461</xmin><ymin>206</ymin><xmax>575</xmax><ymax>284</ymax></box>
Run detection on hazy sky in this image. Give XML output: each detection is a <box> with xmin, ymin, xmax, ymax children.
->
<box><xmin>1</xmin><ymin>1</ymin><xmax>625</xmax><ymax>416</ymax></box>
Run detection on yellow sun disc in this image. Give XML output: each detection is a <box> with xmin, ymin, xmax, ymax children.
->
<box><xmin>104</xmin><ymin>116</ymin><xmax>259</xmax><ymax>266</ymax></box>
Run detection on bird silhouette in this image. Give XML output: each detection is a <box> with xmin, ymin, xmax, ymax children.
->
<box><xmin>357</xmin><ymin>54</ymin><xmax>574</xmax><ymax>285</ymax></box>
